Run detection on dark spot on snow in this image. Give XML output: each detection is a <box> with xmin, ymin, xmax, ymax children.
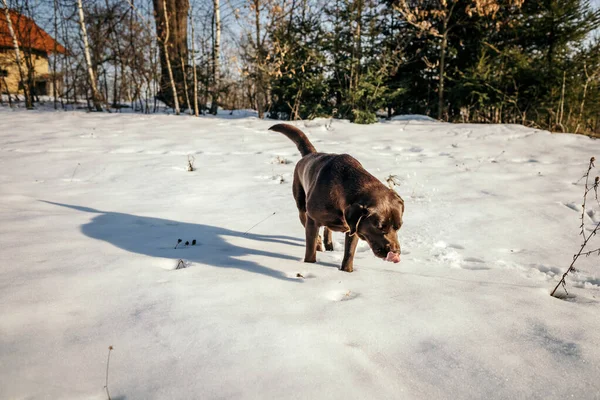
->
<box><xmin>561</xmin><ymin>202</ymin><xmax>580</xmax><ymax>212</ymax></box>
<box><xmin>464</xmin><ymin>257</ymin><xmax>485</xmax><ymax>263</ymax></box>
<box><xmin>531</xmin><ymin>324</ymin><xmax>581</xmax><ymax>359</ymax></box>
<box><xmin>584</xmin><ymin>277</ymin><xmax>600</xmax><ymax>286</ymax></box>
<box><xmin>529</xmin><ymin>263</ymin><xmax>562</xmax><ymax>276</ymax></box>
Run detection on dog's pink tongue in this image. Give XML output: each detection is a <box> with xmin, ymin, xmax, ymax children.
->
<box><xmin>385</xmin><ymin>252</ymin><xmax>401</xmax><ymax>263</ymax></box>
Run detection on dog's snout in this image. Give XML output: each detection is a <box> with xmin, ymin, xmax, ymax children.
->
<box><xmin>380</xmin><ymin>243</ymin><xmax>400</xmax><ymax>255</ymax></box>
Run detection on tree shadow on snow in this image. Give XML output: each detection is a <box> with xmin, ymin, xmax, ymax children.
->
<box><xmin>41</xmin><ymin>201</ymin><xmax>334</xmax><ymax>282</ymax></box>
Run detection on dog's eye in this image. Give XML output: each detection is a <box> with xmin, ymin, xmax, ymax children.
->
<box><xmin>379</xmin><ymin>224</ymin><xmax>388</xmax><ymax>231</ymax></box>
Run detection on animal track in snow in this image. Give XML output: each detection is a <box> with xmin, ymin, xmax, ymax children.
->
<box><xmin>371</xmin><ymin>145</ymin><xmax>391</xmax><ymax>150</ymax></box>
<box><xmin>464</xmin><ymin>257</ymin><xmax>485</xmax><ymax>263</ymax></box>
<box><xmin>561</xmin><ymin>202</ymin><xmax>582</xmax><ymax>212</ymax></box>
<box><xmin>291</xmin><ymin>272</ymin><xmax>317</xmax><ymax>279</ymax></box>
<box><xmin>530</xmin><ymin>263</ymin><xmax>562</xmax><ymax>276</ymax></box>
<box><xmin>561</xmin><ymin>203</ymin><xmax>599</xmax><ymax>224</ymax></box>
<box><xmin>462</xmin><ymin>257</ymin><xmax>490</xmax><ymax>270</ymax></box>
<box><xmin>326</xmin><ymin>289</ymin><xmax>359</xmax><ymax>302</ymax></box>
<box><xmin>586</xmin><ymin>210</ymin><xmax>599</xmax><ymax>224</ymax></box>
<box><xmin>431</xmin><ymin>241</ymin><xmax>488</xmax><ymax>270</ymax></box>
<box><xmin>572</xmin><ymin>276</ymin><xmax>600</xmax><ymax>289</ymax></box>
<box><xmin>497</xmin><ymin>248</ymin><xmax>524</xmax><ymax>254</ymax></box>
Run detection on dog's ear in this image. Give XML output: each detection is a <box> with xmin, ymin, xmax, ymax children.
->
<box><xmin>344</xmin><ymin>203</ymin><xmax>368</xmax><ymax>236</ymax></box>
<box><xmin>390</xmin><ymin>189</ymin><xmax>405</xmax><ymax>213</ymax></box>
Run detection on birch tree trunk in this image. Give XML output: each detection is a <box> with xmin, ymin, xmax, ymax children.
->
<box><xmin>354</xmin><ymin>0</ymin><xmax>363</xmax><ymax>92</ymax></box>
<box><xmin>53</xmin><ymin>0</ymin><xmax>59</xmax><ymax>109</ymax></box>
<box><xmin>76</xmin><ymin>0</ymin><xmax>103</xmax><ymax>111</ymax></box>
<box><xmin>253</xmin><ymin>0</ymin><xmax>265</xmax><ymax>118</ymax></box>
<box><xmin>161</xmin><ymin>0</ymin><xmax>180</xmax><ymax>114</ymax></box>
<box><xmin>2</xmin><ymin>2</ymin><xmax>33</xmax><ymax>109</ymax></box>
<box><xmin>190</xmin><ymin>12</ymin><xmax>199</xmax><ymax>117</ymax></box>
<box><xmin>438</xmin><ymin>27</ymin><xmax>447</xmax><ymax>121</ymax></box>
<box><xmin>180</xmin><ymin>55</ymin><xmax>192</xmax><ymax>114</ymax></box>
<box><xmin>152</xmin><ymin>0</ymin><xmax>188</xmax><ymax>111</ymax></box>
<box><xmin>210</xmin><ymin>0</ymin><xmax>220</xmax><ymax>115</ymax></box>
<box><xmin>575</xmin><ymin>63</ymin><xmax>593</xmax><ymax>134</ymax></box>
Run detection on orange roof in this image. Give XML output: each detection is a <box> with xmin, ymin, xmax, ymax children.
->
<box><xmin>0</xmin><ymin>10</ymin><xmax>66</xmax><ymax>54</ymax></box>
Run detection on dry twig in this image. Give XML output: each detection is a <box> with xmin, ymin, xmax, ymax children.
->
<box><xmin>104</xmin><ymin>345</ymin><xmax>113</xmax><ymax>400</ymax></box>
<box><xmin>551</xmin><ymin>157</ymin><xmax>600</xmax><ymax>297</ymax></box>
<box><xmin>187</xmin><ymin>155</ymin><xmax>196</xmax><ymax>171</ymax></box>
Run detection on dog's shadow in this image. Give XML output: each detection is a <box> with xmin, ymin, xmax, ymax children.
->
<box><xmin>42</xmin><ymin>201</ymin><xmax>338</xmax><ymax>282</ymax></box>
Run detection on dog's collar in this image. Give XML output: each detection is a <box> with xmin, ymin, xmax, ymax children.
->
<box><xmin>348</xmin><ymin>214</ymin><xmax>367</xmax><ymax>237</ymax></box>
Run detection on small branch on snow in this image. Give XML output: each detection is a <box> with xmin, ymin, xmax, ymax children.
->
<box><xmin>386</xmin><ymin>175</ymin><xmax>401</xmax><ymax>190</ymax></box>
<box><xmin>70</xmin><ymin>163</ymin><xmax>81</xmax><ymax>182</ymax></box>
<box><xmin>104</xmin><ymin>345</ymin><xmax>113</xmax><ymax>400</ymax></box>
<box><xmin>187</xmin><ymin>155</ymin><xmax>196</xmax><ymax>172</ymax></box>
<box><xmin>244</xmin><ymin>212</ymin><xmax>276</xmax><ymax>235</ymax></box>
<box><xmin>579</xmin><ymin>158</ymin><xmax>595</xmax><ymax>241</ymax></box>
<box><xmin>551</xmin><ymin>157</ymin><xmax>600</xmax><ymax>298</ymax></box>
<box><xmin>175</xmin><ymin>259</ymin><xmax>187</xmax><ymax>269</ymax></box>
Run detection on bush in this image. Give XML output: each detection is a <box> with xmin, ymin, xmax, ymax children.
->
<box><xmin>351</xmin><ymin>109</ymin><xmax>378</xmax><ymax>124</ymax></box>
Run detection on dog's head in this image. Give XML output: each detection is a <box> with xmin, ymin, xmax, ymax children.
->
<box><xmin>344</xmin><ymin>190</ymin><xmax>404</xmax><ymax>260</ymax></box>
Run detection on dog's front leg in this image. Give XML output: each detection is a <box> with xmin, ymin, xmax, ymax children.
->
<box><xmin>304</xmin><ymin>217</ymin><xmax>319</xmax><ymax>263</ymax></box>
<box><xmin>340</xmin><ymin>232</ymin><xmax>359</xmax><ymax>272</ymax></box>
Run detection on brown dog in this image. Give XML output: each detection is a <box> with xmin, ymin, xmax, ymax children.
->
<box><xmin>269</xmin><ymin>123</ymin><xmax>404</xmax><ymax>272</ymax></box>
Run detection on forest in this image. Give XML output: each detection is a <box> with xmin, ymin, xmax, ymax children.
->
<box><xmin>2</xmin><ymin>0</ymin><xmax>600</xmax><ymax>134</ymax></box>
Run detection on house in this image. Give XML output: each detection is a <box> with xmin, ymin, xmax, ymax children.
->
<box><xmin>0</xmin><ymin>10</ymin><xmax>66</xmax><ymax>96</ymax></box>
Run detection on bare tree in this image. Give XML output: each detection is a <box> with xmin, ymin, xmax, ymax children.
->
<box><xmin>152</xmin><ymin>0</ymin><xmax>189</xmax><ymax>111</ymax></box>
<box><xmin>161</xmin><ymin>0</ymin><xmax>180</xmax><ymax>114</ymax></box>
<box><xmin>1</xmin><ymin>2</ymin><xmax>32</xmax><ymax>108</ymax></box>
<box><xmin>76</xmin><ymin>0</ymin><xmax>103</xmax><ymax>111</ymax></box>
<box><xmin>180</xmin><ymin>55</ymin><xmax>191</xmax><ymax>113</ymax></box>
<box><xmin>190</xmin><ymin>10</ymin><xmax>199</xmax><ymax>116</ymax></box>
<box><xmin>210</xmin><ymin>0</ymin><xmax>220</xmax><ymax>114</ymax></box>
<box><xmin>251</xmin><ymin>0</ymin><xmax>266</xmax><ymax>118</ymax></box>
<box><xmin>52</xmin><ymin>0</ymin><xmax>59</xmax><ymax>109</ymax></box>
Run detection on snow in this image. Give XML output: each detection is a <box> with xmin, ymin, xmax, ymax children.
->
<box><xmin>1</xmin><ymin>107</ymin><xmax>600</xmax><ymax>399</ymax></box>
<box><xmin>388</xmin><ymin>114</ymin><xmax>438</xmax><ymax>122</ymax></box>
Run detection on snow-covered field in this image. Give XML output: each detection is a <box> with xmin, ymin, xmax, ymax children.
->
<box><xmin>1</xmin><ymin>107</ymin><xmax>600</xmax><ymax>399</ymax></box>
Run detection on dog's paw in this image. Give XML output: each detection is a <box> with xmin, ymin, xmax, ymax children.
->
<box><xmin>340</xmin><ymin>264</ymin><xmax>354</xmax><ymax>273</ymax></box>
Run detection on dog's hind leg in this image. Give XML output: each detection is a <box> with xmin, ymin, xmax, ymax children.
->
<box><xmin>293</xmin><ymin>170</ymin><xmax>321</xmax><ymax>258</ymax></box>
<box><xmin>304</xmin><ymin>217</ymin><xmax>319</xmax><ymax>263</ymax></box>
<box><xmin>293</xmin><ymin>173</ymin><xmax>307</xmax><ymax>227</ymax></box>
<box><xmin>323</xmin><ymin>228</ymin><xmax>333</xmax><ymax>251</ymax></box>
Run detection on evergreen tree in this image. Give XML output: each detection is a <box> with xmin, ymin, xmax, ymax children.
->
<box><xmin>268</xmin><ymin>2</ymin><xmax>330</xmax><ymax>120</ymax></box>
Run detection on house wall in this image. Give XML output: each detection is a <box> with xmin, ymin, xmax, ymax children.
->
<box><xmin>0</xmin><ymin>49</ymin><xmax>52</xmax><ymax>95</ymax></box>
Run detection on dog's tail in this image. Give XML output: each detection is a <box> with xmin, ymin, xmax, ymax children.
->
<box><xmin>269</xmin><ymin>123</ymin><xmax>316</xmax><ymax>157</ymax></box>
